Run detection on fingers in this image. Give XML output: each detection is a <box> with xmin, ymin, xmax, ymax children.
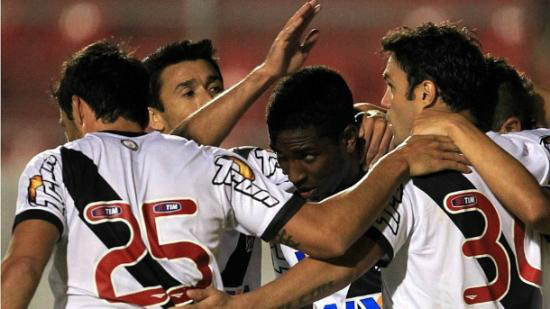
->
<box><xmin>300</xmin><ymin>29</ymin><xmax>320</xmax><ymax>55</ymax></box>
<box><xmin>287</xmin><ymin>2</ymin><xmax>320</xmax><ymax>45</ymax></box>
<box><xmin>187</xmin><ymin>287</ymin><xmax>212</xmax><ymax>302</ymax></box>
<box><xmin>434</xmin><ymin>159</ymin><xmax>472</xmax><ymax>174</ymax></box>
<box><xmin>365</xmin><ymin>117</ymin><xmax>388</xmax><ymax>166</ymax></box>
<box><xmin>370</xmin><ymin>124</ymin><xmax>393</xmax><ymax>169</ymax></box>
<box><xmin>281</xmin><ymin>0</ymin><xmax>320</xmax><ymax>43</ymax></box>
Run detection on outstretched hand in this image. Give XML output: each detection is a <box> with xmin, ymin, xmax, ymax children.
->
<box><xmin>169</xmin><ymin>287</ymin><xmax>238</xmax><ymax>309</ymax></box>
<box><xmin>393</xmin><ymin>135</ymin><xmax>471</xmax><ymax>176</ymax></box>
<box><xmin>261</xmin><ymin>0</ymin><xmax>321</xmax><ymax>78</ymax></box>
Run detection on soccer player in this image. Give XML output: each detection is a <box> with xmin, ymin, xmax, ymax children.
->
<box><xmin>144</xmin><ymin>1</ymin><xmax>320</xmax><ymax>146</ymax></box>
<box><xmin>181</xmin><ymin>22</ymin><xmax>550</xmax><ymax>309</ymax></box>
<box><xmin>0</xmin><ymin>38</ymin><xmax>467</xmax><ymax>309</ymax></box>
<box><xmin>142</xmin><ymin>0</ymin><xmax>322</xmax><ymax>295</ymax></box>
<box><xmin>142</xmin><ymin>0</ymin><xmax>391</xmax><ymax>296</ymax></box>
<box><xmin>263</xmin><ymin>66</ymin><xmax>385</xmax><ymax>308</ymax></box>
<box><xmin>485</xmin><ymin>56</ymin><xmax>541</xmax><ymax>133</ymax></box>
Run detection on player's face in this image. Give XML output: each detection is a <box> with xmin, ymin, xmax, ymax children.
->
<box><xmin>59</xmin><ymin>109</ymin><xmax>82</xmax><ymax>142</ymax></box>
<box><xmin>153</xmin><ymin>59</ymin><xmax>224</xmax><ymax>132</ymax></box>
<box><xmin>381</xmin><ymin>55</ymin><xmax>423</xmax><ymax>144</ymax></box>
<box><xmin>271</xmin><ymin>126</ymin><xmax>355</xmax><ymax>202</ymax></box>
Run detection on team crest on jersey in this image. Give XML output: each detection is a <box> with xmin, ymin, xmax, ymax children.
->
<box><xmin>27</xmin><ymin>175</ymin><xmax>43</xmax><ymax>203</ymax></box>
<box><xmin>224</xmin><ymin>156</ymin><xmax>255</xmax><ymax>180</ymax></box>
<box><xmin>153</xmin><ymin>201</ymin><xmax>182</xmax><ymax>213</ymax></box>
<box><xmin>121</xmin><ymin>139</ymin><xmax>139</xmax><ymax>151</ymax></box>
<box><xmin>88</xmin><ymin>204</ymin><xmax>123</xmax><ymax>219</ymax></box>
<box><xmin>213</xmin><ymin>155</ymin><xmax>280</xmax><ymax>207</ymax></box>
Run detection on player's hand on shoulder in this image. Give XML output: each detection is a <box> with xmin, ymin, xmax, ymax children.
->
<box><xmin>393</xmin><ymin>135</ymin><xmax>471</xmax><ymax>176</ymax></box>
<box><xmin>260</xmin><ymin>0</ymin><xmax>321</xmax><ymax>79</ymax></box>
<box><xmin>412</xmin><ymin>109</ymin><xmax>466</xmax><ymax>137</ymax></box>
<box><xmin>354</xmin><ymin>103</ymin><xmax>394</xmax><ymax>171</ymax></box>
<box><xmin>171</xmin><ymin>287</ymin><xmax>242</xmax><ymax>309</ymax></box>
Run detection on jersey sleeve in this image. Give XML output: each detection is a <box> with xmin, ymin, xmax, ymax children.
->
<box><xmin>13</xmin><ymin>148</ymin><xmax>66</xmax><ymax>235</ymax></box>
<box><xmin>230</xmin><ymin>146</ymin><xmax>294</xmax><ymax>192</ymax></box>
<box><xmin>487</xmin><ymin>129</ymin><xmax>550</xmax><ymax>187</ymax></box>
<box><xmin>367</xmin><ymin>183</ymin><xmax>415</xmax><ymax>267</ymax></box>
<box><xmin>210</xmin><ymin>150</ymin><xmax>305</xmax><ymax>241</ymax></box>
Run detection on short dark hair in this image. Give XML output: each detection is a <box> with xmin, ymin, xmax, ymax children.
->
<box><xmin>486</xmin><ymin>56</ymin><xmax>538</xmax><ymax>131</ymax></box>
<box><xmin>381</xmin><ymin>22</ymin><xmax>490</xmax><ymax>130</ymax></box>
<box><xmin>143</xmin><ymin>39</ymin><xmax>222</xmax><ymax>111</ymax></box>
<box><xmin>266</xmin><ymin>66</ymin><xmax>355</xmax><ymax>143</ymax></box>
<box><xmin>51</xmin><ymin>39</ymin><xmax>149</xmax><ymax>128</ymax></box>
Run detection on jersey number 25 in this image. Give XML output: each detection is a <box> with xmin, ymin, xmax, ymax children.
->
<box><xmin>85</xmin><ymin>198</ymin><xmax>212</xmax><ymax>307</ymax></box>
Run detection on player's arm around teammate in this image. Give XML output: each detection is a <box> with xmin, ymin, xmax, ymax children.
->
<box><xmin>179</xmin><ymin>233</ymin><xmax>384</xmax><ymax>309</ymax></box>
<box><xmin>412</xmin><ymin>109</ymin><xmax>550</xmax><ymax>234</ymax></box>
<box><xmin>170</xmin><ymin>0</ymin><xmax>321</xmax><ymax>145</ymax></box>
<box><xmin>260</xmin><ymin>133</ymin><xmax>469</xmax><ymax>259</ymax></box>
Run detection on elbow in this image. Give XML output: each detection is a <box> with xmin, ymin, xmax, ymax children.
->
<box><xmin>527</xmin><ymin>212</ymin><xmax>550</xmax><ymax>233</ymax></box>
<box><xmin>2</xmin><ymin>256</ymin><xmax>43</xmax><ymax>283</ymax></box>
<box><xmin>523</xmin><ymin>201</ymin><xmax>550</xmax><ymax>233</ymax></box>
<box><xmin>316</xmin><ymin>232</ymin><xmax>352</xmax><ymax>259</ymax></box>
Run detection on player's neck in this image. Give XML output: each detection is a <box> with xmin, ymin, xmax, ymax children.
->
<box><xmin>85</xmin><ymin>117</ymin><xmax>143</xmax><ymax>135</ymax></box>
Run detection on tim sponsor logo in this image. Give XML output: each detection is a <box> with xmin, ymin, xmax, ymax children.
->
<box><xmin>90</xmin><ymin>205</ymin><xmax>122</xmax><ymax>219</ymax></box>
<box><xmin>153</xmin><ymin>202</ymin><xmax>182</xmax><ymax>213</ymax></box>
<box><xmin>450</xmin><ymin>194</ymin><xmax>477</xmax><ymax>207</ymax></box>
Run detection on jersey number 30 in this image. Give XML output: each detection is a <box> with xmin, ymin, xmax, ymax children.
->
<box><xmin>446</xmin><ymin>191</ymin><xmax>541</xmax><ymax>304</ymax></box>
<box><xmin>85</xmin><ymin>199</ymin><xmax>211</xmax><ymax>307</ymax></box>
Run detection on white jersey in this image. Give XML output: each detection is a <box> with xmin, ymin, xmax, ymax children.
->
<box><xmin>370</xmin><ymin>129</ymin><xmax>550</xmax><ymax>309</ymax></box>
<box><xmin>240</xmin><ymin>147</ymin><xmax>384</xmax><ymax>309</ymax></box>
<box><xmin>218</xmin><ymin>146</ymin><xmax>293</xmax><ymax>295</ymax></box>
<box><xmin>14</xmin><ymin>131</ymin><xmax>304</xmax><ymax>309</ymax></box>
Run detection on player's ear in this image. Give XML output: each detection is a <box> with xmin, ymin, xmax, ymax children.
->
<box><xmin>416</xmin><ymin>80</ymin><xmax>437</xmax><ymax>109</ymax></box>
<box><xmin>71</xmin><ymin>95</ymin><xmax>84</xmax><ymax>128</ymax></box>
<box><xmin>341</xmin><ymin>124</ymin><xmax>358</xmax><ymax>154</ymax></box>
<box><xmin>148</xmin><ymin>107</ymin><xmax>166</xmax><ymax>132</ymax></box>
<box><xmin>498</xmin><ymin>116</ymin><xmax>522</xmax><ymax>133</ymax></box>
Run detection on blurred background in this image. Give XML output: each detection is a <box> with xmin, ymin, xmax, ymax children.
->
<box><xmin>2</xmin><ymin>1</ymin><xmax>550</xmax><ymax>308</ymax></box>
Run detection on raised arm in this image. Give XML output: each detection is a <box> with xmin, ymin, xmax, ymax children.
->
<box><xmin>271</xmin><ymin>134</ymin><xmax>469</xmax><ymax>259</ymax></box>
<box><xmin>413</xmin><ymin>109</ymin><xmax>550</xmax><ymax>234</ymax></box>
<box><xmin>171</xmin><ymin>0</ymin><xmax>321</xmax><ymax>145</ymax></box>
<box><xmin>1</xmin><ymin>220</ymin><xmax>59</xmax><ymax>309</ymax></box>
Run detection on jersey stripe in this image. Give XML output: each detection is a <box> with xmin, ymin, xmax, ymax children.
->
<box><xmin>221</xmin><ymin>234</ymin><xmax>255</xmax><ymax>292</ymax></box>
<box><xmin>60</xmin><ymin>147</ymin><xmax>181</xmax><ymax>308</ymax></box>
<box><xmin>413</xmin><ymin>171</ymin><xmax>542</xmax><ymax>309</ymax></box>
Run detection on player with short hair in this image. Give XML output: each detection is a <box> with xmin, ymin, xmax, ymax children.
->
<box><xmin>181</xmin><ymin>22</ymin><xmax>550</xmax><ymax>309</ymax></box>
<box><xmin>485</xmin><ymin>56</ymin><xmax>540</xmax><ymax>133</ymax></box>
<box><xmin>265</xmin><ymin>65</ymin><xmax>384</xmax><ymax>309</ymax></box>
<box><xmin>142</xmin><ymin>1</ymin><xmax>391</xmax><ymax>297</ymax></box>
<box><xmin>142</xmin><ymin>0</ymin><xmax>322</xmax><ymax>295</ymax></box>
<box><xmin>144</xmin><ymin>39</ymin><xmax>225</xmax><ymax>134</ymax></box>
<box><xmin>143</xmin><ymin>0</ymin><xmax>321</xmax><ymax>147</ymax></box>
<box><xmin>0</xmin><ymin>29</ymin><xmax>468</xmax><ymax>309</ymax></box>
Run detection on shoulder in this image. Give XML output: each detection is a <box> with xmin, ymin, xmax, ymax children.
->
<box><xmin>487</xmin><ymin>129</ymin><xmax>550</xmax><ymax>154</ymax></box>
<box><xmin>23</xmin><ymin>146</ymin><xmax>64</xmax><ymax>173</ymax></box>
